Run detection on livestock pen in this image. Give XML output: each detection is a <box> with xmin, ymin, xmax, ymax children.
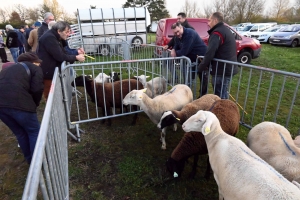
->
<box><xmin>21</xmin><ymin>45</ymin><xmax>300</xmax><ymax>199</ymax></box>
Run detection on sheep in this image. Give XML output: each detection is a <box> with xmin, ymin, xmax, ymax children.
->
<box><xmin>134</xmin><ymin>75</ymin><xmax>167</xmax><ymax>98</ymax></box>
<box><xmin>157</xmin><ymin>94</ymin><xmax>221</xmax><ymax>130</ymax></box>
<box><xmin>182</xmin><ymin>110</ymin><xmax>300</xmax><ymax>200</ymax></box>
<box><xmin>72</xmin><ymin>75</ymin><xmax>143</xmax><ymax>126</ymax></box>
<box><xmin>122</xmin><ymin>84</ymin><xmax>193</xmax><ymax>149</ymax></box>
<box><xmin>247</xmin><ymin>121</ymin><xmax>300</xmax><ymax>183</ymax></box>
<box><xmin>94</xmin><ymin>72</ymin><xmax>111</xmax><ymax>83</ymax></box>
<box><xmin>109</xmin><ymin>71</ymin><xmax>120</xmax><ymax>82</ymax></box>
<box><xmin>166</xmin><ymin>99</ymin><xmax>240</xmax><ymax>179</ymax></box>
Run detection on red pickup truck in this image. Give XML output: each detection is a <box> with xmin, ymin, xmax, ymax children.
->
<box><xmin>155</xmin><ymin>18</ymin><xmax>261</xmax><ymax>64</ymax></box>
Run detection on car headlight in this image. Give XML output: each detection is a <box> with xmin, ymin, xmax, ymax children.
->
<box><xmin>253</xmin><ymin>39</ymin><xmax>260</xmax><ymax>45</ymax></box>
<box><xmin>283</xmin><ymin>35</ymin><xmax>291</xmax><ymax>39</ymax></box>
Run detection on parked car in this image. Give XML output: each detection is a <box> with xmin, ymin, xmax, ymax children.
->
<box><xmin>155</xmin><ymin>18</ymin><xmax>261</xmax><ymax>64</ymax></box>
<box><xmin>234</xmin><ymin>22</ymin><xmax>252</xmax><ymax>31</ymax></box>
<box><xmin>251</xmin><ymin>27</ymin><xmax>282</xmax><ymax>43</ymax></box>
<box><xmin>269</xmin><ymin>24</ymin><xmax>300</xmax><ymax>47</ymax></box>
<box><xmin>238</xmin><ymin>23</ymin><xmax>275</xmax><ymax>37</ymax></box>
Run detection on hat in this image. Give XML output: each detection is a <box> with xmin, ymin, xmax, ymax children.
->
<box><xmin>17</xmin><ymin>52</ymin><xmax>42</xmax><ymax>63</ymax></box>
<box><xmin>34</xmin><ymin>21</ymin><xmax>41</xmax><ymax>27</ymax></box>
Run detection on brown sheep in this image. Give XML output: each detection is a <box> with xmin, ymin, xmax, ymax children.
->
<box><xmin>166</xmin><ymin>99</ymin><xmax>240</xmax><ymax>179</ymax></box>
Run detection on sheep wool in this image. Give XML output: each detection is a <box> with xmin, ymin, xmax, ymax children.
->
<box><xmin>247</xmin><ymin>121</ymin><xmax>300</xmax><ymax>182</ymax></box>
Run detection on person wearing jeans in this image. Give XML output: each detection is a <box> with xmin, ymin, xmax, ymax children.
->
<box><xmin>0</xmin><ymin>52</ymin><xmax>44</xmax><ymax>164</ymax></box>
<box><xmin>5</xmin><ymin>24</ymin><xmax>19</xmax><ymax>63</ymax></box>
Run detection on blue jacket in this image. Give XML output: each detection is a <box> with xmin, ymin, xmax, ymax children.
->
<box><xmin>173</xmin><ymin>27</ymin><xmax>207</xmax><ymax>62</ymax></box>
<box><xmin>16</xmin><ymin>29</ymin><xmax>26</xmax><ymax>46</ymax></box>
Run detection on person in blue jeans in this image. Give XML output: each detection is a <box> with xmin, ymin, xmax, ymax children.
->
<box><xmin>0</xmin><ymin>52</ymin><xmax>44</xmax><ymax>164</ymax></box>
<box><xmin>5</xmin><ymin>24</ymin><xmax>19</xmax><ymax>63</ymax></box>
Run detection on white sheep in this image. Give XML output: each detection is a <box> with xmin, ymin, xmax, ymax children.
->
<box><xmin>182</xmin><ymin>110</ymin><xmax>300</xmax><ymax>200</ymax></box>
<box><xmin>123</xmin><ymin>84</ymin><xmax>193</xmax><ymax>149</ymax></box>
<box><xmin>94</xmin><ymin>72</ymin><xmax>111</xmax><ymax>83</ymax></box>
<box><xmin>247</xmin><ymin>121</ymin><xmax>300</xmax><ymax>183</ymax></box>
<box><xmin>134</xmin><ymin>75</ymin><xmax>167</xmax><ymax>98</ymax></box>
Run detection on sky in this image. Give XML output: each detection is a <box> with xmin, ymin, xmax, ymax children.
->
<box><xmin>5</xmin><ymin>0</ymin><xmax>297</xmax><ymax>18</ymax></box>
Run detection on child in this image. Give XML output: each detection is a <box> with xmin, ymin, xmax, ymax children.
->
<box><xmin>0</xmin><ymin>31</ymin><xmax>9</xmax><ymax>63</ymax></box>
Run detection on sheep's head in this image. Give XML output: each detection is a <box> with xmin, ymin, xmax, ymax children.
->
<box><xmin>123</xmin><ymin>89</ymin><xmax>144</xmax><ymax>106</ymax></box>
<box><xmin>71</xmin><ymin>75</ymin><xmax>93</xmax><ymax>87</ymax></box>
<box><xmin>109</xmin><ymin>71</ymin><xmax>120</xmax><ymax>82</ymax></box>
<box><xmin>182</xmin><ymin>110</ymin><xmax>219</xmax><ymax>135</ymax></box>
<box><xmin>157</xmin><ymin>111</ymin><xmax>180</xmax><ymax>130</ymax></box>
<box><xmin>133</xmin><ymin>75</ymin><xmax>149</xmax><ymax>87</ymax></box>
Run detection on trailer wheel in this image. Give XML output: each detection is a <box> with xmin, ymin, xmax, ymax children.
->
<box><xmin>131</xmin><ymin>36</ymin><xmax>143</xmax><ymax>48</ymax></box>
<box><xmin>98</xmin><ymin>44</ymin><xmax>110</xmax><ymax>56</ymax></box>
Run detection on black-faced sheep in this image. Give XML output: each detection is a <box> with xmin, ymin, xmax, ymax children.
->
<box><xmin>123</xmin><ymin>84</ymin><xmax>193</xmax><ymax>150</ymax></box>
<box><xmin>166</xmin><ymin>99</ymin><xmax>240</xmax><ymax>179</ymax></box>
<box><xmin>72</xmin><ymin>75</ymin><xmax>143</xmax><ymax>126</ymax></box>
<box><xmin>158</xmin><ymin>94</ymin><xmax>221</xmax><ymax>129</ymax></box>
<box><xmin>182</xmin><ymin>110</ymin><xmax>300</xmax><ymax>200</ymax></box>
<box><xmin>247</xmin><ymin>121</ymin><xmax>300</xmax><ymax>183</ymax></box>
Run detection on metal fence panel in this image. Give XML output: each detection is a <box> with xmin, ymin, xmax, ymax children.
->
<box><xmin>22</xmin><ymin>68</ymin><xmax>69</xmax><ymax>200</ymax></box>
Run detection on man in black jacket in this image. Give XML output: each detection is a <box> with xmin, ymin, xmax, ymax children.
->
<box><xmin>38</xmin><ymin>12</ymin><xmax>55</xmax><ymax>39</ymax></box>
<box><xmin>163</xmin><ymin>12</ymin><xmax>194</xmax><ymax>50</ymax></box>
<box><xmin>198</xmin><ymin>12</ymin><xmax>239</xmax><ymax>99</ymax></box>
<box><xmin>37</xmin><ymin>21</ymin><xmax>85</xmax><ymax>100</ymax></box>
<box><xmin>5</xmin><ymin>24</ymin><xmax>19</xmax><ymax>63</ymax></box>
<box><xmin>0</xmin><ymin>52</ymin><xmax>44</xmax><ymax>164</ymax></box>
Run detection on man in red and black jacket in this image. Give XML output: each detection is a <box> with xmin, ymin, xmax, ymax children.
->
<box><xmin>198</xmin><ymin>12</ymin><xmax>239</xmax><ymax>99</ymax></box>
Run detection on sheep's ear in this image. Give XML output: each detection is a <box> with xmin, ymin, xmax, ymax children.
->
<box><xmin>176</xmin><ymin>118</ymin><xmax>180</xmax><ymax>121</ymax></box>
<box><xmin>142</xmin><ymin>88</ymin><xmax>147</xmax><ymax>93</ymax></box>
<box><xmin>146</xmin><ymin>76</ymin><xmax>150</xmax><ymax>79</ymax></box>
<box><xmin>201</xmin><ymin>119</ymin><xmax>212</xmax><ymax>135</ymax></box>
<box><xmin>133</xmin><ymin>76</ymin><xmax>137</xmax><ymax>78</ymax></box>
<box><xmin>117</xmin><ymin>72</ymin><xmax>120</xmax><ymax>75</ymax></box>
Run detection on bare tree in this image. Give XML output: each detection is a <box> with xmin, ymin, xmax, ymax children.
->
<box><xmin>271</xmin><ymin>0</ymin><xmax>290</xmax><ymax>20</ymax></box>
<box><xmin>27</xmin><ymin>7</ymin><xmax>40</xmax><ymax>24</ymax></box>
<box><xmin>14</xmin><ymin>4</ymin><xmax>29</xmax><ymax>23</ymax></box>
<box><xmin>51</xmin><ymin>0</ymin><xmax>63</xmax><ymax>20</ymax></box>
<box><xmin>0</xmin><ymin>8</ymin><xmax>8</xmax><ymax>23</ymax></box>
<box><xmin>180</xmin><ymin>0</ymin><xmax>203</xmax><ymax>18</ymax></box>
<box><xmin>61</xmin><ymin>9</ymin><xmax>76</xmax><ymax>24</ymax></box>
<box><xmin>232</xmin><ymin>0</ymin><xmax>266</xmax><ymax>23</ymax></box>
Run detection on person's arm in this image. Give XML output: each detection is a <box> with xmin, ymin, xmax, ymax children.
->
<box><xmin>198</xmin><ymin>34</ymin><xmax>221</xmax><ymax>72</ymax></box>
<box><xmin>28</xmin><ymin>31</ymin><xmax>34</xmax><ymax>47</ymax></box>
<box><xmin>30</xmin><ymin>66</ymin><xmax>44</xmax><ymax>106</ymax></box>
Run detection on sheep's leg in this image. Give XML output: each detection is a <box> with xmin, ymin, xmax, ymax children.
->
<box><xmin>173</xmin><ymin>123</ymin><xmax>177</xmax><ymax>131</ymax></box>
<box><xmin>161</xmin><ymin>127</ymin><xmax>167</xmax><ymax>150</ymax></box>
<box><xmin>204</xmin><ymin>156</ymin><xmax>211</xmax><ymax>181</ymax></box>
<box><xmin>189</xmin><ymin>154</ymin><xmax>199</xmax><ymax>179</ymax></box>
<box><xmin>130</xmin><ymin>105</ymin><xmax>138</xmax><ymax>125</ymax></box>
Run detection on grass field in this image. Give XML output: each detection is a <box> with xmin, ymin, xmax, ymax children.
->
<box><xmin>1</xmin><ymin>42</ymin><xmax>300</xmax><ymax>199</ymax></box>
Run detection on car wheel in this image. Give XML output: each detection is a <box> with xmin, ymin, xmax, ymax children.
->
<box><xmin>291</xmin><ymin>40</ymin><xmax>298</xmax><ymax>48</ymax></box>
<box><xmin>131</xmin><ymin>36</ymin><xmax>143</xmax><ymax>48</ymax></box>
<box><xmin>237</xmin><ymin>51</ymin><xmax>252</xmax><ymax>64</ymax></box>
<box><xmin>267</xmin><ymin>37</ymin><xmax>270</xmax><ymax>44</ymax></box>
<box><xmin>98</xmin><ymin>44</ymin><xmax>110</xmax><ymax>56</ymax></box>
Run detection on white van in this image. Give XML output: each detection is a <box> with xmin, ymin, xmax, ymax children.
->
<box><xmin>238</xmin><ymin>23</ymin><xmax>276</xmax><ymax>37</ymax></box>
<box><xmin>68</xmin><ymin>7</ymin><xmax>151</xmax><ymax>55</ymax></box>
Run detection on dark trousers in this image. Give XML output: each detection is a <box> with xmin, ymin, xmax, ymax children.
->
<box><xmin>0</xmin><ymin>107</ymin><xmax>40</xmax><ymax>164</ymax></box>
<box><xmin>198</xmin><ymin>70</ymin><xmax>208</xmax><ymax>97</ymax></box>
<box><xmin>0</xmin><ymin>48</ymin><xmax>7</xmax><ymax>62</ymax></box>
<box><xmin>19</xmin><ymin>46</ymin><xmax>25</xmax><ymax>54</ymax></box>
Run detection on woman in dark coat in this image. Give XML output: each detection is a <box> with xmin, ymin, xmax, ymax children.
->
<box><xmin>0</xmin><ymin>52</ymin><xmax>44</xmax><ymax>164</ymax></box>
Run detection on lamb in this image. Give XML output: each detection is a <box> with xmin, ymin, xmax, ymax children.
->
<box><xmin>122</xmin><ymin>84</ymin><xmax>193</xmax><ymax>149</ymax></box>
<box><xmin>134</xmin><ymin>75</ymin><xmax>167</xmax><ymax>98</ymax></box>
<box><xmin>157</xmin><ymin>94</ymin><xmax>221</xmax><ymax>129</ymax></box>
<box><xmin>247</xmin><ymin>121</ymin><xmax>300</xmax><ymax>183</ymax></box>
<box><xmin>94</xmin><ymin>72</ymin><xmax>111</xmax><ymax>83</ymax></box>
<box><xmin>166</xmin><ymin>99</ymin><xmax>240</xmax><ymax>179</ymax></box>
<box><xmin>94</xmin><ymin>72</ymin><xmax>120</xmax><ymax>83</ymax></box>
<box><xmin>72</xmin><ymin>75</ymin><xmax>143</xmax><ymax>126</ymax></box>
<box><xmin>182</xmin><ymin>110</ymin><xmax>300</xmax><ymax>200</ymax></box>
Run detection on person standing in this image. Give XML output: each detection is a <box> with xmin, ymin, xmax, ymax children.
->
<box><xmin>170</xmin><ymin>22</ymin><xmax>207</xmax><ymax>90</ymax></box>
<box><xmin>25</xmin><ymin>24</ymin><xmax>34</xmax><ymax>52</ymax></box>
<box><xmin>37</xmin><ymin>21</ymin><xmax>85</xmax><ymax>100</ymax></box>
<box><xmin>5</xmin><ymin>24</ymin><xmax>19</xmax><ymax>63</ymax></box>
<box><xmin>16</xmin><ymin>26</ymin><xmax>26</xmax><ymax>55</ymax></box>
<box><xmin>163</xmin><ymin>12</ymin><xmax>194</xmax><ymax>50</ymax></box>
<box><xmin>38</xmin><ymin>12</ymin><xmax>55</xmax><ymax>39</ymax></box>
<box><xmin>0</xmin><ymin>52</ymin><xmax>44</xmax><ymax>164</ymax></box>
<box><xmin>0</xmin><ymin>31</ymin><xmax>9</xmax><ymax>63</ymax></box>
<box><xmin>28</xmin><ymin>21</ymin><xmax>42</xmax><ymax>52</ymax></box>
<box><xmin>198</xmin><ymin>12</ymin><xmax>239</xmax><ymax>99</ymax></box>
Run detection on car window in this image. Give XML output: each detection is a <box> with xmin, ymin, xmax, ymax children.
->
<box><xmin>282</xmin><ymin>26</ymin><xmax>300</xmax><ymax>32</ymax></box>
<box><xmin>242</xmin><ymin>25</ymin><xmax>253</xmax><ymax>31</ymax></box>
<box><xmin>250</xmin><ymin>25</ymin><xmax>258</xmax><ymax>32</ymax></box>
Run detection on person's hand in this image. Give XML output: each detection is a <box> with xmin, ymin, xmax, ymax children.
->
<box><xmin>77</xmin><ymin>47</ymin><xmax>85</xmax><ymax>55</ymax></box>
<box><xmin>76</xmin><ymin>54</ymin><xmax>85</xmax><ymax>62</ymax></box>
<box><xmin>163</xmin><ymin>45</ymin><xmax>169</xmax><ymax>50</ymax></box>
<box><xmin>171</xmin><ymin>49</ymin><xmax>176</xmax><ymax>57</ymax></box>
